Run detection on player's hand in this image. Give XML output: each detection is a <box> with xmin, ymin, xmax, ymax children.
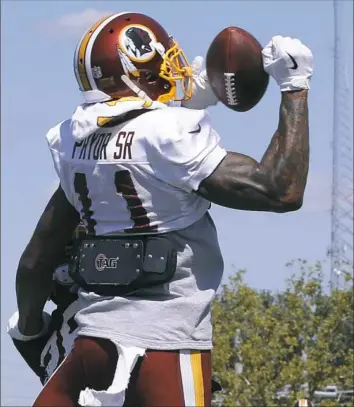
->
<box><xmin>12</xmin><ymin>336</ymin><xmax>49</xmax><ymax>383</ymax></box>
<box><xmin>262</xmin><ymin>36</ymin><xmax>313</xmax><ymax>92</ymax></box>
<box><xmin>181</xmin><ymin>56</ymin><xmax>219</xmax><ymax>109</ymax></box>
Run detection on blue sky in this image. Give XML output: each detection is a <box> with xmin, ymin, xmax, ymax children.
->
<box><xmin>1</xmin><ymin>1</ymin><xmax>353</xmax><ymax>404</ymax></box>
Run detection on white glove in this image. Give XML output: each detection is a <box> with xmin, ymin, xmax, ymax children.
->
<box><xmin>262</xmin><ymin>36</ymin><xmax>313</xmax><ymax>92</ymax></box>
<box><xmin>181</xmin><ymin>56</ymin><xmax>219</xmax><ymax>109</ymax></box>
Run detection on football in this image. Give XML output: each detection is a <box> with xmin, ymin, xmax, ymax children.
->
<box><xmin>206</xmin><ymin>26</ymin><xmax>269</xmax><ymax>112</ymax></box>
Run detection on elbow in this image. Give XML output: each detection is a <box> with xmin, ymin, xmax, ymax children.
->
<box><xmin>17</xmin><ymin>250</ymin><xmax>57</xmax><ymax>282</ymax></box>
<box><xmin>17</xmin><ymin>253</ymin><xmax>39</xmax><ymax>274</ymax></box>
<box><xmin>16</xmin><ymin>256</ymin><xmax>45</xmax><ymax>282</ymax></box>
<box><xmin>16</xmin><ymin>259</ymin><xmax>36</xmax><ymax>284</ymax></box>
<box><xmin>16</xmin><ymin>257</ymin><xmax>53</xmax><ymax>296</ymax></box>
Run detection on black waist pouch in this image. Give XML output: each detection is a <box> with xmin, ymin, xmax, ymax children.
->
<box><xmin>69</xmin><ymin>235</ymin><xmax>177</xmax><ymax>296</ymax></box>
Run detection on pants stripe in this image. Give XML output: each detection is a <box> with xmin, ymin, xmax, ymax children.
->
<box><xmin>179</xmin><ymin>350</ymin><xmax>205</xmax><ymax>406</ymax></box>
<box><xmin>191</xmin><ymin>351</ymin><xmax>205</xmax><ymax>406</ymax></box>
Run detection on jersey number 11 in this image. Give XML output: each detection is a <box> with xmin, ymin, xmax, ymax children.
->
<box><xmin>74</xmin><ymin>171</ymin><xmax>157</xmax><ymax>234</ymax></box>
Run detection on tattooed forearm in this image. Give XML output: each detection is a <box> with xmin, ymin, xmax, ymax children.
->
<box><xmin>197</xmin><ymin>90</ymin><xmax>310</xmax><ymax>212</ymax></box>
<box><xmin>261</xmin><ymin>90</ymin><xmax>309</xmax><ymax>203</ymax></box>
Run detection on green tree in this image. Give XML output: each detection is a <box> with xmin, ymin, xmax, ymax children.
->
<box><xmin>211</xmin><ymin>260</ymin><xmax>353</xmax><ymax>407</ymax></box>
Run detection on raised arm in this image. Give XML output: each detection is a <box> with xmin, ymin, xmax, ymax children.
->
<box><xmin>198</xmin><ymin>90</ymin><xmax>309</xmax><ymax>212</ymax></box>
<box><xmin>197</xmin><ymin>36</ymin><xmax>313</xmax><ymax>212</ymax></box>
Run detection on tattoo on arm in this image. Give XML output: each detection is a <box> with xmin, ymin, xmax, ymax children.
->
<box><xmin>260</xmin><ymin>91</ymin><xmax>309</xmax><ymax>203</ymax></box>
<box><xmin>197</xmin><ymin>90</ymin><xmax>309</xmax><ymax>212</ymax></box>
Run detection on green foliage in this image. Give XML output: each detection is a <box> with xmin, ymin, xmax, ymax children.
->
<box><xmin>211</xmin><ymin>260</ymin><xmax>353</xmax><ymax>407</ymax></box>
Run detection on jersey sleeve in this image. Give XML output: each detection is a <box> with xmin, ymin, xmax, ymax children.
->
<box><xmin>46</xmin><ymin>121</ymin><xmax>63</xmax><ymax>178</ymax></box>
<box><xmin>148</xmin><ymin>108</ymin><xmax>227</xmax><ymax>193</ymax></box>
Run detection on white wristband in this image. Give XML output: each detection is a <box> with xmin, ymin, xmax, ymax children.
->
<box><xmin>280</xmin><ymin>77</ymin><xmax>311</xmax><ymax>92</ymax></box>
<box><xmin>7</xmin><ymin>311</ymin><xmax>51</xmax><ymax>342</ymax></box>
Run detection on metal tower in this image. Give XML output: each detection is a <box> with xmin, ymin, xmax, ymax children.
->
<box><xmin>330</xmin><ymin>0</ymin><xmax>354</xmax><ymax>291</ymax></box>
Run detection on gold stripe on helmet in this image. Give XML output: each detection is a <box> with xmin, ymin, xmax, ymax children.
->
<box><xmin>77</xmin><ymin>16</ymin><xmax>111</xmax><ymax>91</ymax></box>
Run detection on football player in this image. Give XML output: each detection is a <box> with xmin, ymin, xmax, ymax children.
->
<box><xmin>9</xmin><ymin>12</ymin><xmax>313</xmax><ymax>407</ymax></box>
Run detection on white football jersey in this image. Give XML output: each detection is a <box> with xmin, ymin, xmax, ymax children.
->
<box><xmin>46</xmin><ymin>105</ymin><xmax>226</xmax><ymax>236</ymax></box>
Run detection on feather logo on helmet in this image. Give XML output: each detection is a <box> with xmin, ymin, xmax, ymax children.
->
<box><xmin>119</xmin><ymin>24</ymin><xmax>157</xmax><ymax>63</ymax></box>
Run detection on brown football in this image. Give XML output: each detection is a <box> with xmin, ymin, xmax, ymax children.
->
<box><xmin>206</xmin><ymin>26</ymin><xmax>269</xmax><ymax>112</ymax></box>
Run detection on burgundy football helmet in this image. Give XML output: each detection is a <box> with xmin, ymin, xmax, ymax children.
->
<box><xmin>73</xmin><ymin>12</ymin><xmax>193</xmax><ymax>104</ymax></box>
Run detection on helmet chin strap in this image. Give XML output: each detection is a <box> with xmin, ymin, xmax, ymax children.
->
<box><xmin>121</xmin><ymin>75</ymin><xmax>153</xmax><ymax>103</ymax></box>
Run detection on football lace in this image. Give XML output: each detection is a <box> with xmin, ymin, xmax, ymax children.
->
<box><xmin>224</xmin><ymin>73</ymin><xmax>239</xmax><ymax>105</ymax></box>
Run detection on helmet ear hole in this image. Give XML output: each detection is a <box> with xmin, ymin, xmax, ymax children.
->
<box><xmin>144</xmin><ymin>71</ymin><xmax>158</xmax><ymax>84</ymax></box>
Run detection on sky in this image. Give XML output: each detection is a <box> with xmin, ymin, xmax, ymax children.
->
<box><xmin>1</xmin><ymin>0</ymin><xmax>353</xmax><ymax>405</ymax></box>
